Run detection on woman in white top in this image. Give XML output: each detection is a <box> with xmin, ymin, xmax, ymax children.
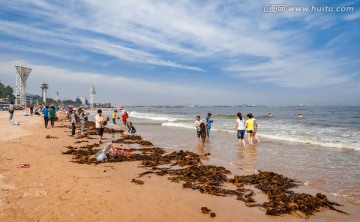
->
<box><xmin>235</xmin><ymin>112</ymin><xmax>246</xmax><ymax>147</ymax></box>
<box><xmin>95</xmin><ymin>109</ymin><xmax>105</xmax><ymax>144</ymax></box>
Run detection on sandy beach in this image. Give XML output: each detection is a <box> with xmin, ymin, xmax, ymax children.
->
<box><xmin>0</xmin><ymin>110</ymin><xmax>359</xmax><ymax>222</ymax></box>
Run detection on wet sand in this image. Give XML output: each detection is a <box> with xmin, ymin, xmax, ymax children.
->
<box><xmin>0</xmin><ymin>111</ymin><xmax>359</xmax><ymax>222</ymax></box>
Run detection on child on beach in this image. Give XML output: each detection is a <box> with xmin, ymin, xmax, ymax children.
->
<box><xmin>121</xmin><ymin>111</ymin><xmax>128</xmax><ymax>127</ymax></box>
<box><xmin>112</xmin><ymin>110</ymin><xmax>117</xmax><ymax>129</ymax></box>
<box><xmin>127</xmin><ymin>121</ymin><xmax>136</xmax><ymax>134</ymax></box>
<box><xmin>235</xmin><ymin>112</ymin><xmax>246</xmax><ymax>148</ymax></box>
<box><xmin>195</xmin><ymin>116</ymin><xmax>203</xmax><ymax>143</ymax></box>
<box><xmin>199</xmin><ymin>122</ymin><xmax>207</xmax><ymax>143</ymax></box>
<box><xmin>245</xmin><ymin>113</ymin><xmax>254</xmax><ymax>145</ymax></box>
<box><xmin>95</xmin><ymin>109</ymin><xmax>105</xmax><ymax>144</ymax></box>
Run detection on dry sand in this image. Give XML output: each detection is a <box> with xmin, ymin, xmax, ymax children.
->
<box><xmin>0</xmin><ymin>110</ymin><xmax>359</xmax><ymax>222</ymax></box>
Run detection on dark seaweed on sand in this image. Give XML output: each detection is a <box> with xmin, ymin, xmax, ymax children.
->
<box><xmin>62</xmin><ymin>128</ymin><xmax>347</xmax><ymax>217</ymax></box>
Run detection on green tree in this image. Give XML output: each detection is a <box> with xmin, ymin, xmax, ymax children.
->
<box><xmin>0</xmin><ymin>81</ymin><xmax>15</xmax><ymax>101</ymax></box>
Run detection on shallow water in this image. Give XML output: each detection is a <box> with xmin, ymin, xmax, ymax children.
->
<box><xmin>96</xmin><ymin>106</ymin><xmax>360</xmax><ymax>206</ymax></box>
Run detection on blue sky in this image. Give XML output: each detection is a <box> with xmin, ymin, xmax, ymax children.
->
<box><xmin>0</xmin><ymin>0</ymin><xmax>359</xmax><ymax>106</ymax></box>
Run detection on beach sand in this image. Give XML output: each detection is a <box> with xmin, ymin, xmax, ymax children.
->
<box><xmin>0</xmin><ymin>111</ymin><xmax>359</xmax><ymax>222</ymax></box>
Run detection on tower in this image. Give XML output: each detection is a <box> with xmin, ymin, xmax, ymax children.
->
<box><xmin>56</xmin><ymin>90</ymin><xmax>59</xmax><ymax>102</ymax></box>
<box><xmin>15</xmin><ymin>62</ymin><xmax>32</xmax><ymax>107</ymax></box>
<box><xmin>90</xmin><ymin>86</ymin><xmax>96</xmax><ymax>108</ymax></box>
<box><xmin>40</xmin><ymin>83</ymin><xmax>48</xmax><ymax>103</ymax></box>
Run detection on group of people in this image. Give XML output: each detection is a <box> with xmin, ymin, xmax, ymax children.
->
<box><xmin>67</xmin><ymin>108</ymin><xmax>90</xmax><ymax>136</ymax></box>
<box><xmin>111</xmin><ymin>110</ymin><xmax>136</xmax><ymax>134</ymax></box>
<box><xmin>235</xmin><ymin>113</ymin><xmax>260</xmax><ymax>147</ymax></box>
<box><xmin>195</xmin><ymin>113</ymin><xmax>213</xmax><ymax>143</ymax></box>
<box><xmin>195</xmin><ymin>112</ymin><xmax>260</xmax><ymax>147</ymax></box>
<box><xmin>93</xmin><ymin>109</ymin><xmax>136</xmax><ymax>144</ymax></box>
<box><xmin>41</xmin><ymin>105</ymin><xmax>58</xmax><ymax>128</ymax></box>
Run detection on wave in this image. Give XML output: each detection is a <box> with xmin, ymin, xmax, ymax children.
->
<box><xmin>162</xmin><ymin>121</ymin><xmax>359</xmax><ymax>151</ymax></box>
<box><xmin>214</xmin><ymin>114</ymin><xmax>272</xmax><ymax>119</ymax></box>
<box><xmin>161</xmin><ymin>122</ymin><xmax>194</xmax><ymax>129</ymax></box>
<box><xmin>130</xmin><ymin>111</ymin><xmax>190</xmax><ymax>122</ymax></box>
<box><xmin>259</xmin><ymin>133</ymin><xmax>359</xmax><ymax>151</ymax></box>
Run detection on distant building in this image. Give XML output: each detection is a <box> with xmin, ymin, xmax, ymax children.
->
<box><xmin>26</xmin><ymin>93</ymin><xmax>35</xmax><ymax>104</ymax></box>
<box><xmin>75</xmin><ymin>96</ymin><xmax>88</xmax><ymax>105</ymax></box>
<box><xmin>90</xmin><ymin>87</ymin><xmax>96</xmax><ymax>108</ymax></box>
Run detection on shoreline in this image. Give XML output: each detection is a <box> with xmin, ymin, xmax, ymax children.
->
<box><xmin>1</xmin><ymin>111</ymin><xmax>359</xmax><ymax>221</ymax></box>
<box><xmin>134</xmin><ymin>121</ymin><xmax>360</xmax><ymax>207</ymax></box>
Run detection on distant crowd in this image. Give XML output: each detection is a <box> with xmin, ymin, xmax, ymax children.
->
<box><xmin>7</xmin><ymin>103</ymin><xmax>303</xmax><ymax>147</ymax></box>
<box><xmin>7</xmin><ymin>102</ymin><xmax>136</xmax><ymax>145</ymax></box>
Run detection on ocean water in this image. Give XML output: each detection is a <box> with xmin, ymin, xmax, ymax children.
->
<box><xmin>98</xmin><ymin>106</ymin><xmax>360</xmax><ymax>205</ymax></box>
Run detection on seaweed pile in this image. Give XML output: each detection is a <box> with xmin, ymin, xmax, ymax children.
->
<box><xmin>62</xmin><ymin>145</ymin><xmax>100</xmax><ymax>164</ymax></box>
<box><xmin>45</xmin><ymin>135</ymin><xmax>58</xmax><ymax>139</ymax></box>
<box><xmin>74</xmin><ymin>140</ymin><xmax>89</xmax><ymax>144</ymax></box>
<box><xmin>62</xmin><ymin>132</ymin><xmax>347</xmax><ymax>217</ymax></box>
<box><xmin>201</xmin><ymin>207</ymin><xmax>216</xmax><ymax>217</ymax></box>
<box><xmin>112</xmin><ymin>135</ymin><xmax>153</xmax><ymax>146</ymax></box>
<box><xmin>131</xmin><ymin>178</ymin><xmax>144</xmax><ymax>185</ymax></box>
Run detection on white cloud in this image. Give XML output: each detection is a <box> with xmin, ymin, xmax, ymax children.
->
<box><xmin>344</xmin><ymin>11</ymin><xmax>360</xmax><ymax>21</ymax></box>
<box><xmin>225</xmin><ymin>52</ymin><xmax>353</xmax><ymax>88</ymax></box>
<box><xmin>0</xmin><ymin>0</ymin><xmax>359</xmax><ymax>103</ymax></box>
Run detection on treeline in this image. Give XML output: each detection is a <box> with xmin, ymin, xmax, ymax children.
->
<box><xmin>32</xmin><ymin>95</ymin><xmax>82</xmax><ymax>106</ymax></box>
<box><xmin>0</xmin><ymin>81</ymin><xmax>15</xmax><ymax>101</ymax></box>
<box><xmin>0</xmin><ymin>81</ymin><xmax>81</xmax><ymax>106</ymax></box>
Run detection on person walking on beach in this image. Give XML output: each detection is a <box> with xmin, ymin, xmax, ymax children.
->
<box><xmin>251</xmin><ymin>113</ymin><xmax>260</xmax><ymax>143</ymax></box>
<box><xmin>245</xmin><ymin>113</ymin><xmax>254</xmax><ymax>145</ymax></box>
<box><xmin>121</xmin><ymin>111</ymin><xmax>128</xmax><ymax>127</ymax></box>
<box><xmin>42</xmin><ymin>105</ymin><xmax>50</xmax><ymax>128</ymax></box>
<box><xmin>95</xmin><ymin>109</ymin><xmax>105</xmax><ymax>144</ymax></box>
<box><xmin>195</xmin><ymin>115</ymin><xmax>203</xmax><ymax>143</ymax></box>
<box><xmin>30</xmin><ymin>105</ymin><xmax>33</xmax><ymax>116</ymax></box>
<box><xmin>112</xmin><ymin>110</ymin><xmax>117</xmax><ymax>129</ymax></box>
<box><xmin>78</xmin><ymin>108</ymin><xmax>88</xmax><ymax>135</ymax></box>
<box><xmin>49</xmin><ymin>106</ymin><xmax>56</xmax><ymax>127</ymax></box>
<box><xmin>8</xmin><ymin>101</ymin><xmax>15</xmax><ymax>121</ymax></box>
<box><xmin>70</xmin><ymin>109</ymin><xmax>77</xmax><ymax>136</ymax></box>
<box><xmin>205</xmin><ymin>113</ymin><xmax>213</xmax><ymax>138</ymax></box>
<box><xmin>235</xmin><ymin>112</ymin><xmax>246</xmax><ymax>148</ymax></box>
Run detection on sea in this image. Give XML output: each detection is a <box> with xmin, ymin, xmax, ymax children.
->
<box><xmin>96</xmin><ymin>106</ymin><xmax>360</xmax><ymax>206</ymax></box>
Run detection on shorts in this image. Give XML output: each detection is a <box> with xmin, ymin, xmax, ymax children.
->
<box><xmin>246</xmin><ymin>130</ymin><xmax>253</xmax><ymax>133</ymax></box>
<box><xmin>122</xmin><ymin>120</ymin><xmax>127</xmax><ymax>125</ymax></box>
<box><xmin>237</xmin><ymin>130</ymin><xmax>245</xmax><ymax>139</ymax></box>
<box><xmin>196</xmin><ymin>131</ymin><xmax>201</xmax><ymax>138</ymax></box>
<box><xmin>96</xmin><ymin>128</ymin><xmax>104</xmax><ymax>137</ymax></box>
<box><xmin>112</xmin><ymin>118</ymin><xmax>116</xmax><ymax>124</ymax></box>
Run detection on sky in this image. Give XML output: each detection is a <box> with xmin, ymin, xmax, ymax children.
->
<box><xmin>0</xmin><ymin>0</ymin><xmax>359</xmax><ymax>106</ymax></box>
